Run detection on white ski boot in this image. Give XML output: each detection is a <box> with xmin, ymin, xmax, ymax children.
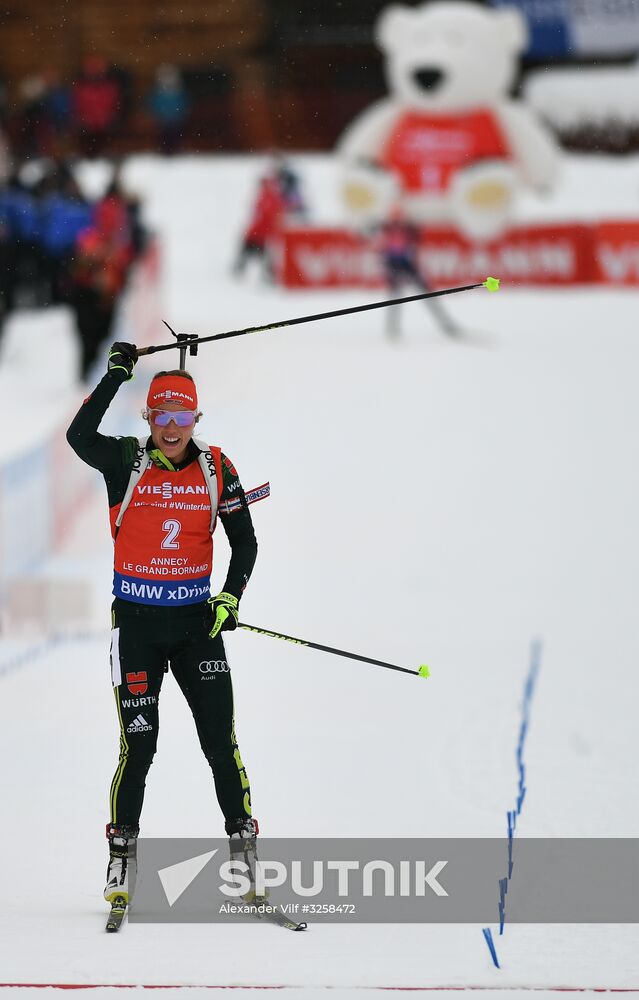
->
<box><xmin>104</xmin><ymin>823</ymin><xmax>138</xmax><ymax>905</ymax></box>
<box><xmin>227</xmin><ymin>817</ymin><xmax>265</xmax><ymax>902</ymax></box>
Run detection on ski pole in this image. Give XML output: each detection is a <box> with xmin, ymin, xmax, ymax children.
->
<box><xmin>136</xmin><ymin>277</ymin><xmax>500</xmax><ymax>358</ymax></box>
<box><xmin>238</xmin><ymin>622</ymin><xmax>431</xmax><ymax>679</ymax></box>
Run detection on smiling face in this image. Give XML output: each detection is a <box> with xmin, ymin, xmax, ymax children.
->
<box><xmin>147</xmin><ymin>403</ymin><xmax>199</xmax><ymax>465</ymax></box>
<box><xmin>145</xmin><ymin>370</ymin><xmax>200</xmax><ymax>465</ymax></box>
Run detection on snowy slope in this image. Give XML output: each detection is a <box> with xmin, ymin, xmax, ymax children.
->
<box><xmin>0</xmin><ymin>155</ymin><xmax>638</xmax><ymax>995</ymax></box>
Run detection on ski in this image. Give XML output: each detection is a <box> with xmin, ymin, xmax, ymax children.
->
<box><xmin>105</xmin><ymin>896</ymin><xmax>128</xmax><ymax>933</ymax></box>
<box><xmin>248</xmin><ymin>899</ymin><xmax>307</xmax><ymax>932</ymax></box>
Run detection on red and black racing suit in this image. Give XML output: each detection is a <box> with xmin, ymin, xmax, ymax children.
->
<box><xmin>66</xmin><ymin>369</ymin><xmax>258</xmax><ymax>835</ymax></box>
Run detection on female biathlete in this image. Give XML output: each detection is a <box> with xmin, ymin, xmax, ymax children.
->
<box><xmin>67</xmin><ymin>342</ymin><xmax>260</xmax><ymax>912</ymax></box>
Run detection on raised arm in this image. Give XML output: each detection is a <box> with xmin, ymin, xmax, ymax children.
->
<box><xmin>66</xmin><ymin>343</ymin><xmax>136</xmax><ymax>473</ymax></box>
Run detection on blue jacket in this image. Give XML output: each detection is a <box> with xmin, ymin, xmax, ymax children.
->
<box><xmin>1</xmin><ymin>187</ymin><xmax>42</xmax><ymax>242</ymax></box>
<box><xmin>40</xmin><ymin>194</ymin><xmax>93</xmax><ymax>255</ymax></box>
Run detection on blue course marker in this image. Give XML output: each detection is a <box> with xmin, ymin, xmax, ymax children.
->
<box><xmin>482</xmin><ymin>927</ymin><xmax>500</xmax><ymax>968</ymax></box>
<box><xmin>481</xmin><ymin>639</ymin><xmax>542</xmax><ymax>967</ymax></box>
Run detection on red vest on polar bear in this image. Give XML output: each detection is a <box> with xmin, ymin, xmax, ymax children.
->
<box><xmin>381</xmin><ymin>109</ymin><xmax>512</xmax><ymax>195</ymax></box>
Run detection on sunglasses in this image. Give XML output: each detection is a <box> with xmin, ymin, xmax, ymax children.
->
<box><xmin>148</xmin><ymin>408</ymin><xmax>197</xmax><ymax>428</ymax></box>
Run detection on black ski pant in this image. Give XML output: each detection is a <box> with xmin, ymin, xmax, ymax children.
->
<box><xmin>384</xmin><ymin>254</ymin><xmax>426</xmax><ymax>293</ymax></box>
<box><xmin>233</xmin><ymin>239</ymin><xmax>274</xmax><ymax>281</ymax></box>
<box><xmin>384</xmin><ymin>254</ymin><xmax>456</xmax><ymax>335</ymax></box>
<box><xmin>108</xmin><ymin>598</ymin><xmax>252</xmax><ymax>832</ymax></box>
<box><xmin>70</xmin><ymin>287</ymin><xmax>115</xmax><ymax>379</ymax></box>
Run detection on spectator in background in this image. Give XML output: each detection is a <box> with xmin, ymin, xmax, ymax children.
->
<box><xmin>95</xmin><ymin>166</ymin><xmax>147</xmax><ymax>260</ymax></box>
<box><xmin>95</xmin><ymin>173</ymin><xmax>132</xmax><ymax>250</ymax></box>
<box><xmin>233</xmin><ymin>174</ymin><xmax>286</xmax><ymax>283</ymax></box>
<box><xmin>69</xmin><ymin>227</ymin><xmax>120</xmax><ymax>378</ymax></box>
<box><xmin>68</xmin><ymin>169</ymin><xmax>144</xmax><ymax>378</ymax></box>
<box><xmin>125</xmin><ymin>189</ymin><xmax>148</xmax><ymax>259</ymax></box>
<box><xmin>0</xmin><ymin>157</ymin><xmax>145</xmax><ymax>376</ymax></box>
<box><xmin>1</xmin><ymin>169</ymin><xmax>45</xmax><ymax>310</ymax></box>
<box><xmin>40</xmin><ymin>69</ymin><xmax>72</xmax><ymax>157</ymax></box>
<box><xmin>110</xmin><ymin>65</ymin><xmax>134</xmax><ymax>133</ymax></box>
<box><xmin>147</xmin><ymin>65</ymin><xmax>189</xmax><ymax>154</ymax></box>
<box><xmin>40</xmin><ymin>165</ymin><xmax>93</xmax><ymax>303</ymax></box>
<box><xmin>0</xmin><ymin>167</ymin><xmax>47</xmax><ymax>345</ymax></box>
<box><xmin>94</xmin><ymin>170</ymin><xmax>138</xmax><ymax>286</ymax></box>
<box><xmin>15</xmin><ymin>75</ymin><xmax>47</xmax><ymax>159</ymax></box>
<box><xmin>9</xmin><ymin>71</ymin><xmax>70</xmax><ymax>160</ymax></box>
<box><xmin>72</xmin><ymin>55</ymin><xmax>121</xmax><ymax>158</ymax></box>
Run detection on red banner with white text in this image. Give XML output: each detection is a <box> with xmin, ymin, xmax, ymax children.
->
<box><xmin>279</xmin><ymin>222</ymin><xmax>639</xmax><ymax>288</ymax></box>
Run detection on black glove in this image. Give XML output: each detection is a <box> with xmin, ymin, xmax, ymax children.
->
<box><xmin>208</xmin><ymin>591</ymin><xmax>239</xmax><ymax>639</ymax></box>
<box><xmin>108</xmin><ymin>342</ymin><xmax>137</xmax><ymax>380</ymax></box>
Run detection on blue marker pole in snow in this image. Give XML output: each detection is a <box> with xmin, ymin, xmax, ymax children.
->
<box><xmin>482</xmin><ymin>927</ymin><xmax>500</xmax><ymax>968</ymax></box>
<box><xmin>482</xmin><ymin>639</ymin><xmax>542</xmax><ymax>968</ymax></box>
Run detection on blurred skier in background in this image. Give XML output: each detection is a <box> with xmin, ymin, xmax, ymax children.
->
<box><xmin>374</xmin><ymin>205</ymin><xmax>460</xmax><ymax>338</ymax></box>
<box><xmin>273</xmin><ymin>156</ymin><xmax>307</xmax><ymax>221</ymax></box>
<box><xmin>232</xmin><ymin>174</ymin><xmax>286</xmax><ymax>283</ymax></box>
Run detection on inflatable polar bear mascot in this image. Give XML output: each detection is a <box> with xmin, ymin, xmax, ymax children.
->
<box><xmin>337</xmin><ymin>1</ymin><xmax>560</xmax><ymax>240</ymax></box>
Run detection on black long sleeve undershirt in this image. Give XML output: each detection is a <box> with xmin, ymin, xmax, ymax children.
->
<box><xmin>66</xmin><ymin>371</ymin><xmax>258</xmax><ymax>602</ymax></box>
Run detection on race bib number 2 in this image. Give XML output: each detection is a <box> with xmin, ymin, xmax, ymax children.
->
<box><xmin>161</xmin><ymin>519</ymin><xmax>181</xmax><ymax>550</ymax></box>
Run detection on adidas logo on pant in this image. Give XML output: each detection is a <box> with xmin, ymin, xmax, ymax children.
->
<box><xmin>126</xmin><ymin>714</ymin><xmax>152</xmax><ymax>734</ymax></box>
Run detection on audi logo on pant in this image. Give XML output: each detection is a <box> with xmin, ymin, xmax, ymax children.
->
<box><xmin>199</xmin><ymin>660</ymin><xmax>230</xmax><ymax>673</ymax></box>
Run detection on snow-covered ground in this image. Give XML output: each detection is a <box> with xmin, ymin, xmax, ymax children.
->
<box><xmin>0</xmin><ymin>154</ymin><xmax>638</xmax><ymax>997</ymax></box>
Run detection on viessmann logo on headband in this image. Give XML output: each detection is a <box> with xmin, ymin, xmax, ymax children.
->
<box><xmin>157</xmin><ymin>390</ymin><xmax>195</xmax><ymax>404</ymax></box>
<box><xmin>147</xmin><ymin>376</ymin><xmax>198</xmax><ymax>409</ymax></box>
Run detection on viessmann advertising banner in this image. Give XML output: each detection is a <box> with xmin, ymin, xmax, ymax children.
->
<box><xmin>490</xmin><ymin>0</ymin><xmax>639</xmax><ymax>57</ymax></box>
<box><xmin>278</xmin><ymin>222</ymin><xmax>639</xmax><ymax>288</ymax></box>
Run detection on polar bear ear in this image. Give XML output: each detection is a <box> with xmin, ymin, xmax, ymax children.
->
<box><xmin>375</xmin><ymin>4</ymin><xmax>415</xmax><ymax>51</ymax></box>
<box><xmin>496</xmin><ymin>7</ymin><xmax>528</xmax><ymax>53</ymax></box>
